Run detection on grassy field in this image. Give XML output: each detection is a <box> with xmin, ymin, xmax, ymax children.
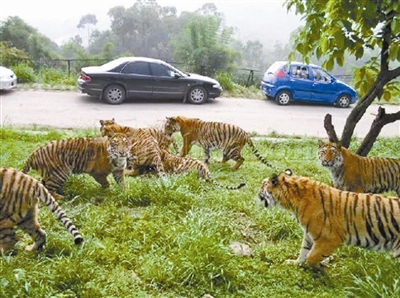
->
<box><xmin>0</xmin><ymin>126</ymin><xmax>399</xmax><ymax>297</ymax></box>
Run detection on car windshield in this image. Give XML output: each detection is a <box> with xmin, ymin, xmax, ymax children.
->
<box><xmin>166</xmin><ymin>63</ymin><xmax>186</xmax><ymax>77</ymax></box>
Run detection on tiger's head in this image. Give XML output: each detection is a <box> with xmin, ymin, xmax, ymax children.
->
<box><xmin>318</xmin><ymin>140</ymin><xmax>343</xmax><ymax>168</ymax></box>
<box><xmin>258</xmin><ymin>169</ymin><xmax>293</xmax><ymax>209</ymax></box>
<box><xmin>106</xmin><ymin>133</ymin><xmax>132</xmax><ymax>168</ymax></box>
<box><xmin>164</xmin><ymin>116</ymin><xmax>181</xmax><ymax>135</ymax></box>
<box><xmin>99</xmin><ymin>118</ymin><xmax>116</xmax><ymax>137</ymax></box>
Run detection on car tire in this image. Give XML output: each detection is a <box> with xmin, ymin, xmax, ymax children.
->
<box><xmin>275</xmin><ymin>90</ymin><xmax>291</xmax><ymax>105</ymax></box>
<box><xmin>187</xmin><ymin>86</ymin><xmax>208</xmax><ymax>104</ymax></box>
<box><xmin>103</xmin><ymin>84</ymin><xmax>126</xmax><ymax>105</ymax></box>
<box><xmin>335</xmin><ymin>94</ymin><xmax>351</xmax><ymax>108</ymax></box>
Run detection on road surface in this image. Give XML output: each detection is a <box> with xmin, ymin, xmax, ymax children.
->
<box><xmin>1</xmin><ymin>90</ymin><xmax>399</xmax><ymax>138</ymax></box>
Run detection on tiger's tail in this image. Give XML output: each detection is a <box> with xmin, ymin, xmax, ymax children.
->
<box><xmin>37</xmin><ymin>179</ymin><xmax>83</xmax><ymax>245</ymax></box>
<box><xmin>247</xmin><ymin>139</ymin><xmax>274</xmax><ymax>168</ymax></box>
<box><xmin>209</xmin><ymin>179</ymin><xmax>246</xmax><ymax>190</ymax></box>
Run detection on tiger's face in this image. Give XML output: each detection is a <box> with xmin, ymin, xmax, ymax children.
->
<box><xmin>318</xmin><ymin>141</ymin><xmax>343</xmax><ymax>168</ymax></box>
<box><xmin>99</xmin><ymin>118</ymin><xmax>116</xmax><ymax>137</ymax></box>
<box><xmin>258</xmin><ymin>169</ymin><xmax>293</xmax><ymax>208</ymax></box>
<box><xmin>107</xmin><ymin>133</ymin><xmax>132</xmax><ymax>167</ymax></box>
<box><xmin>164</xmin><ymin>117</ymin><xmax>180</xmax><ymax>135</ymax></box>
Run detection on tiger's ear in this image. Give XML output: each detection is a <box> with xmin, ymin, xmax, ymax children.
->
<box><xmin>100</xmin><ymin>120</ymin><xmax>104</xmax><ymax>125</ymax></box>
<box><xmin>284</xmin><ymin>168</ymin><xmax>293</xmax><ymax>176</ymax></box>
<box><xmin>111</xmin><ymin>118</ymin><xmax>115</xmax><ymax>123</ymax></box>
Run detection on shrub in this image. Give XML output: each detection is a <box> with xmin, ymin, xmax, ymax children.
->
<box><xmin>215</xmin><ymin>71</ymin><xmax>235</xmax><ymax>91</ymax></box>
<box><xmin>38</xmin><ymin>68</ymin><xmax>65</xmax><ymax>85</ymax></box>
<box><xmin>12</xmin><ymin>63</ymin><xmax>36</xmax><ymax>83</ymax></box>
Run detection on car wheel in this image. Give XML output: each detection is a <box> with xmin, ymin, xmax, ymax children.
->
<box><xmin>187</xmin><ymin>86</ymin><xmax>208</xmax><ymax>104</ymax></box>
<box><xmin>275</xmin><ymin>90</ymin><xmax>291</xmax><ymax>105</ymax></box>
<box><xmin>335</xmin><ymin>94</ymin><xmax>350</xmax><ymax>108</ymax></box>
<box><xmin>103</xmin><ymin>85</ymin><xmax>126</xmax><ymax>105</ymax></box>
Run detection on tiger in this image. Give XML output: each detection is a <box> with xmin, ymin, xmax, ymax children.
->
<box><xmin>158</xmin><ymin>149</ymin><xmax>245</xmax><ymax>189</ymax></box>
<box><xmin>22</xmin><ymin>133</ymin><xmax>132</xmax><ymax>200</ymax></box>
<box><xmin>99</xmin><ymin>119</ymin><xmax>165</xmax><ymax>176</ymax></box>
<box><xmin>0</xmin><ymin>167</ymin><xmax>83</xmax><ymax>252</ymax></box>
<box><xmin>258</xmin><ymin>169</ymin><xmax>400</xmax><ymax>270</ymax></box>
<box><xmin>164</xmin><ymin>116</ymin><xmax>273</xmax><ymax>170</ymax></box>
<box><xmin>318</xmin><ymin>140</ymin><xmax>400</xmax><ymax>196</ymax></box>
<box><xmin>99</xmin><ymin>118</ymin><xmax>179</xmax><ymax>153</ymax></box>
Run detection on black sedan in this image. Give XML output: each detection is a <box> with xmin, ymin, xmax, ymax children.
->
<box><xmin>77</xmin><ymin>57</ymin><xmax>223</xmax><ymax>105</ymax></box>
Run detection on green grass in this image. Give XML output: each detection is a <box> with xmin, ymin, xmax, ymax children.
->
<box><xmin>0</xmin><ymin>127</ymin><xmax>399</xmax><ymax>297</ymax></box>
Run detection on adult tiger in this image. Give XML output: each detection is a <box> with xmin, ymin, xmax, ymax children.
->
<box><xmin>157</xmin><ymin>149</ymin><xmax>245</xmax><ymax>189</ymax></box>
<box><xmin>258</xmin><ymin>169</ymin><xmax>400</xmax><ymax>270</ymax></box>
<box><xmin>99</xmin><ymin>119</ymin><xmax>165</xmax><ymax>176</ymax></box>
<box><xmin>100</xmin><ymin>118</ymin><xmax>178</xmax><ymax>153</ymax></box>
<box><xmin>22</xmin><ymin>133</ymin><xmax>132</xmax><ymax>200</ymax></box>
<box><xmin>318</xmin><ymin>140</ymin><xmax>400</xmax><ymax>196</ymax></box>
<box><xmin>0</xmin><ymin>167</ymin><xmax>83</xmax><ymax>252</ymax></box>
<box><xmin>164</xmin><ymin>116</ymin><xmax>273</xmax><ymax>170</ymax></box>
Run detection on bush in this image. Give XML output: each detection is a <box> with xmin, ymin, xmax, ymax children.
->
<box><xmin>12</xmin><ymin>63</ymin><xmax>36</xmax><ymax>83</ymax></box>
<box><xmin>215</xmin><ymin>71</ymin><xmax>235</xmax><ymax>91</ymax></box>
<box><xmin>38</xmin><ymin>68</ymin><xmax>65</xmax><ymax>85</ymax></box>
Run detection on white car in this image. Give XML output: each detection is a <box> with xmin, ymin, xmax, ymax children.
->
<box><xmin>0</xmin><ymin>66</ymin><xmax>17</xmax><ymax>90</ymax></box>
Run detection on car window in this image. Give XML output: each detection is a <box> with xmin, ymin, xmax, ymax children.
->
<box><xmin>121</xmin><ymin>62</ymin><xmax>151</xmax><ymax>75</ymax></box>
<box><xmin>290</xmin><ymin>65</ymin><xmax>302</xmax><ymax>78</ymax></box>
<box><xmin>312</xmin><ymin>67</ymin><xmax>332</xmax><ymax>83</ymax></box>
<box><xmin>150</xmin><ymin>63</ymin><xmax>172</xmax><ymax>77</ymax></box>
<box><xmin>299</xmin><ymin>66</ymin><xmax>309</xmax><ymax>79</ymax></box>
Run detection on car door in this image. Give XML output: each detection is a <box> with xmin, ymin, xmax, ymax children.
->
<box><xmin>288</xmin><ymin>65</ymin><xmax>313</xmax><ymax>100</ymax></box>
<box><xmin>310</xmin><ymin>67</ymin><xmax>336</xmax><ymax>103</ymax></box>
<box><xmin>149</xmin><ymin>63</ymin><xmax>187</xmax><ymax>99</ymax></box>
<box><xmin>119</xmin><ymin>61</ymin><xmax>153</xmax><ymax>98</ymax></box>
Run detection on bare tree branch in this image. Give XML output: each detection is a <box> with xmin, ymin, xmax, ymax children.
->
<box><xmin>323</xmin><ymin>114</ymin><xmax>339</xmax><ymax>142</ymax></box>
<box><xmin>356</xmin><ymin>106</ymin><xmax>400</xmax><ymax>156</ymax></box>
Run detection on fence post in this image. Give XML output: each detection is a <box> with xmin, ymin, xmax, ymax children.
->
<box><xmin>246</xmin><ymin>70</ymin><xmax>254</xmax><ymax>87</ymax></box>
<box><xmin>67</xmin><ymin>60</ymin><xmax>71</xmax><ymax>76</ymax></box>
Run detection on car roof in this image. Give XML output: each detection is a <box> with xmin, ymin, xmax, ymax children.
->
<box><xmin>112</xmin><ymin>57</ymin><xmax>166</xmax><ymax>64</ymax></box>
<box><xmin>274</xmin><ymin>61</ymin><xmax>321</xmax><ymax>68</ymax></box>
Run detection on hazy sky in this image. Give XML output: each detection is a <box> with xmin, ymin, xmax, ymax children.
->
<box><xmin>0</xmin><ymin>0</ymin><xmax>302</xmax><ymax>45</ymax></box>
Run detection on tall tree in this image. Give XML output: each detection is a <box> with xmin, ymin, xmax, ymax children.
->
<box><xmin>77</xmin><ymin>14</ymin><xmax>98</xmax><ymax>47</ymax></box>
<box><xmin>0</xmin><ymin>16</ymin><xmax>59</xmax><ymax>63</ymax></box>
<box><xmin>171</xmin><ymin>4</ymin><xmax>239</xmax><ymax>75</ymax></box>
<box><xmin>286</xmin><ymin>0</ymin><xmax>400</xmax><ymax>155</ymax></box>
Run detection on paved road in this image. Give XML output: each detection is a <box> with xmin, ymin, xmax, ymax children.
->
<box><xmin>1</xmin><ymin>90</ymin><xmax>399</xmax><ymax>138</ymax></box>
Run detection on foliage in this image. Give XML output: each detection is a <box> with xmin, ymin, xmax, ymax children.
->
<box><xmin>286</xmin><ymin>0</ymin><xmax>400</xmax><ymax>100</ymax></box>
<box><xmin>0</xmin><ymin>41</ymin><xmax>30</xmax><ymax>67</ymax></box>
<box><xmin>1</xmin><ymin>127</ymin><xmax>399</xmax><ymax>297</ymax></box>
<box><xmin>171</xmin><ymin>5</ymin><xmax>240</xmax><ymax>76</ymax></box>
<box><xmin>215</xmin><ymin>72</ymin><xmax>235</xmax><ymax>91</ymax></box>
<box><xmin>0</xmin><ymin>16</ymin><xmax>60</xmax><ymax>64</ymax></box>
<box><xmin>12</xmin><ymin>63</ymin><xmax>36</xmax><ymax>83</ymax></box>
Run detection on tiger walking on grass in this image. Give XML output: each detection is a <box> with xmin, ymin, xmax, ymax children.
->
<box><xmin>258</xmin><ymin>169</ymin><xmax>400</xmax><ymax>270</ymax></box>
<box><xmin>164</xmin><ymin>116</ymin><xmax>274</xmax><ymax>170</ymax></box>
<box><xmin>23</xmin><ymin>133</ymin><xmax>132</xmax><ymax>200</ymax></box>
<box><xmin>0</xmin><ymin>167</ymin><xmax>83</xmax><ymax>252</ymax></box>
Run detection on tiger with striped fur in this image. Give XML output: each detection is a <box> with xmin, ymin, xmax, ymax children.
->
<box><xmin>164</xmin><ymin>116</ymin><xmax>273</xmax><ymax>170</ymax></box>
<box><xmin>0</xmin><ymin>167</ymin><xmax>83</xmax><ymax>252</ymax></box>
<box><xmin>258</xmin><ymin>169</ymin><xmax>400</xmax><ymax>270</ymax></box>
<box><xmin>99</xmin><ymin>119</ymin><xmax>165</xmax><ymax>176</ymax></box>
<box><xmin>22</xmin><ymin>133</ymin><xmax>132</xmax><ymax>200</ymax></box>
<box><xmin>100</xmin><ymin>118</ymin><xmax>178</xmax><ymax>153</ymax></box>
<box><xmin>318</xmin><ymin>140</ymin><xmax>400</xmax><ymax>196</ymax></box>
<box><xmin>158</xmin><ymin>149</ymin><xmax>245</xmax><ymax>189</ymax></box>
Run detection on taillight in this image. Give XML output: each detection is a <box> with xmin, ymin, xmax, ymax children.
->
<box><xmin>80</xmin><ymin>72</ymin><xmax>91</xmax><ymax>82</ymax></box>
<box><xmin>275</xmin><ymin>69</ymin><xmax>285</xmax><ymax>78</ymax></box>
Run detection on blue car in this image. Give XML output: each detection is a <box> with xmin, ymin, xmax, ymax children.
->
<box><xmin>260</xmin><ymin>61</ymin><xmax>357</xmax><ymax>108</ymax></box>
